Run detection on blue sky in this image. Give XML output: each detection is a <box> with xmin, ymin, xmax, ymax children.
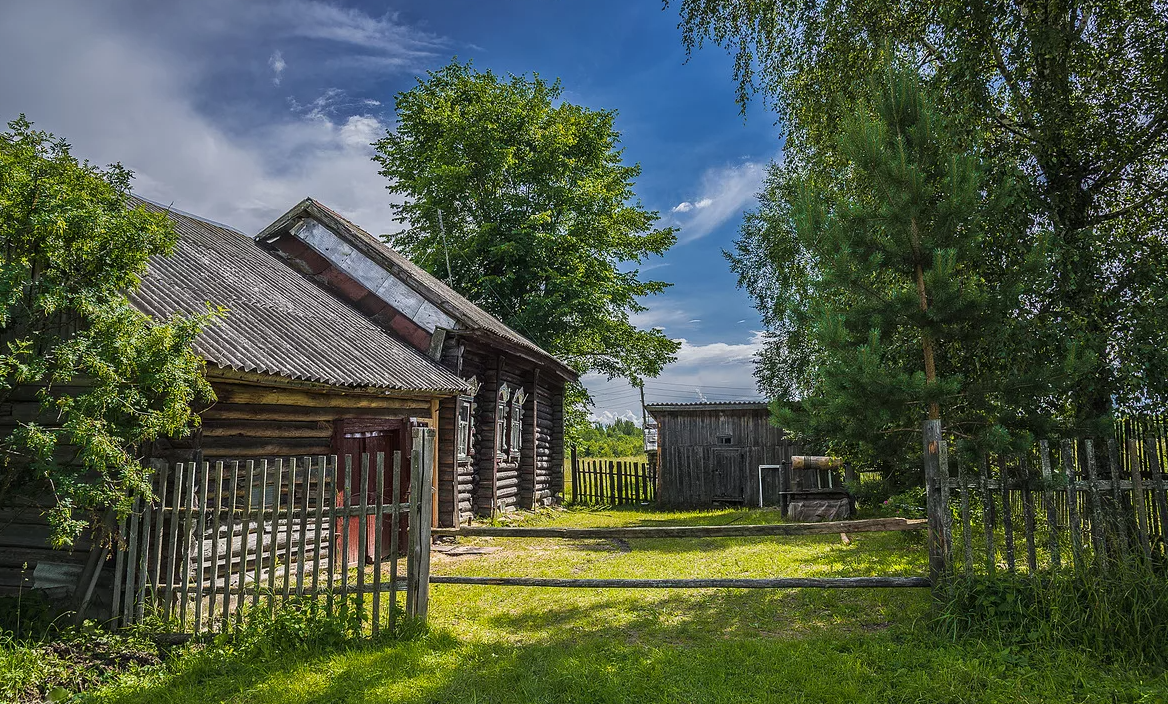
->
<box><xmin>0</xmin><ymin>0</ymin><xmax>781</xmax><ymax>422</ymax></box>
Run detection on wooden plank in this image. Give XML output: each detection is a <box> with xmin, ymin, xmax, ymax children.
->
<box><xmin>282</xmin><ymin>458</ymin><xmax>296</xmax><ymax>602</ymax></box>
<box><xmin>417</xmin><ymin>429</ymin><xmax>433</xmax><ymax>618</ymax></box>
<box><xmin>1061</xmin><ymin>439</ymin><xmax>1083</xmax><ymax>570</ymax></box>
<box><xmin>957</xmin><ymin>452</ymin><xmax>973</xmax><ymax>574</ymax></box>
<box><xmin>372</xmin><ymin>451</ymin><xmax>385</xmax><ymax>637</ymax></box>
<box><xmin>193</xmin><ymin>462</ymin><xmax>209</xmax><ymax>633</ymax></box>
<box><xmin>340</xmin><ymin>454</ymin><xmax>352</xmax><ymax>616</ymax></box>
<box><xmin>1107</xmin><ymin>439</ymin><xmax>1131</xmax><ymax>561</ymax></box>
<box><xmin>207</xmin><ymin>461</ymin><xmax>224</xmax><ymax>627</ymax></box>
<box><xmin>297</xmin><ymin>457</ymin><xmax>310</xmax><ymax>598</ymax></box>
<box><xmin>922</xmin><ymin>420</ymin><xmax>951</xmax><ymax>582</ymax></box>
<box><xmin>390</xmin><ymin>450</ymin><xmax>401</xmax><ymax>634</ymax></box>
<box><xmin>426</xmin><ymin>576</ymin><xmax>931</xmax><ymax>589</ymax></box>
<box><xmin>166</xmin><ymin>463</ymin><xmax>185</xmax><ymax>624</ymax></box>
<box><xmin>981</xmin><ymin>455</ymin><xmax>994</xmax><ymax>574</ymax></box>
<box><xmin>1127</xmin><ymin>438</ymin><xmax>1152</xmax><ymax>559</ymax></box>
<box><xmin>150</xmin><ymin>461</ymin><xmax>169</xmax><ymax>610</ymax></box>
<box><xmin>136</xmin><ymin>481</ymin><xmax>152</xmax><ymax>624</ymax></box>
<box><xmin>1000</xmin><ymin>457</ymin><xmax>1015</xmax><ymax>574</ymax></box>
<box><xmin>312</xmin><ymin>456</ymin><xmax>326</xmax><ymax>607</ymax></box>
<box><xmin>123</xmin><ymin>494</ymin><xmax>142</xmax><ymax>627</ymax></box>
<box><xmin>268</xmin><ymin>460</ymin><xmax>284</xmax><ymax>615</ymax></box>
<box><xmin>407</xmin><ymin>439</ymin><xmax>423</xmax><ymax>616</ymax></box>
<box><xmin>223</xmin><ymin>461</ymin><xmax>239</xmax><ymax>630</ymax></box>
<box><xmin>432</xmin><ymin>517</ymin><xmax>928</xmax><ymax>539</ymax></box>
<box><xmin>1022</xmin><ymin>458</ymin><xmax>1037</xmax><ymax>573</ymax></box>
<box><xmin>570</xmin><ymin>446</ymin><xmax>578</xmax><ymax>504</ymax></box>
<box><xmin>179</xmin><ymin>462</ymin><xmax>197</xmax><ymax>629</ymax></box>
<box><xmin>357</xmin><ymin>453</ymin><xmax>370</xmax><ymax>630</ymax></box>
<box><xmin>1083</xmin><ymin>440</ymin><xmax>1108</xmax><ymax>566</ymax></box>
<box><xmin>1146</xmin><ymin>435</ymin><xmax>1168</xmax><ymax>552</ymax></box>
<box><xmin>252</xmin><ymin>460</ymin><xmax>268</xmax><ymax>611</ymax></box>
<box><xmin>1038</xmin><ymin>441</ymin><xmax>1060</xmax><ymax>568</ymax></box>
<box><xmin>326</xmin><ymin>456</ymin><xmax>338</xmax><ymax>617</ymax></box>
<box><xmin>111</xmin><ymin>514</ymin><xmax>126</xmax><ymax>628</ymax></box>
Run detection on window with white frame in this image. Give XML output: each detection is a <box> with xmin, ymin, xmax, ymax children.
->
<box><xmin>509</xmin><ymin>387</ymin><xmax>526</xmax><ymax>457</ymax></box>
<box><xmin>496</xmin><ymin>384</ymin><xmax>511</xmax><ymax>458</ymax></box>
<box><xmin>456</xmin><ymin>398</ymin><xmax>472</xmax><ymax>460</ymax></box>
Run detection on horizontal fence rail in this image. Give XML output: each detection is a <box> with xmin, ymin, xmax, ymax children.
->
<box><xmin>428</xmin><ymin>576</ymin><xmax>931</xmax><ymax>589</ymax></box>
<box><xmin>570</xmin><ymin>456</ymin><xmax>656</xmax><ymax>505</ymax></box>
<box><xmin>109</xmin><ymin>428</ymin><xmax>436</xmax><ymax>636</ymax></box>
<box><xmin>432</xmin><ymin>517</ymin><xmax>925</xmax><ymax>540</ymax></box>
<box><xmin>923</xmin><ymin>420</ymin><xmax>1168</xmax><ymax>579</ymax></box>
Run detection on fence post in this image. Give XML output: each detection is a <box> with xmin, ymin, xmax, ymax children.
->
<box><xmin>407</xmin><ymin>427</ymin><xmax>435</xmax><ymax>620</ymax></box>
<box><xmin>922</xmin><ymin>419</ymin><xmax>952</xmax><ymax>585</ymax></box>
<box><xmin>571</xmin><ymin>445</ymin><xmax>578</xmax><ymax>504</ymax></box>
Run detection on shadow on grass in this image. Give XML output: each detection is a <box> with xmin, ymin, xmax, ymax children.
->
<box><xmin>87</xmin><ymin>585</ymin><xmax>1165</xmax><ymax>704</ymax></box>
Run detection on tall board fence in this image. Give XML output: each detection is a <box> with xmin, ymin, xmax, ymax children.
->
<box><xmin>104</xmin><ymin>428</ymin><xmax>435</xmax><ymax>635</ymax></box>
<box><xmin>922</xmin><ymin>420</ymin><xmax>1167</xmax><ymax>581</ymax></box>
<box><xmin>570</xmin><ymin>452</ymin><xmax>657</xmax><ymax>505</ymax></box>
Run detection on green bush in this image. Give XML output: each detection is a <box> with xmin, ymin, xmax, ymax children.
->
<box><xmin>937</xmin><ymin>559</ymin><xmax>1168</xmax><ymax>665</ymax></box>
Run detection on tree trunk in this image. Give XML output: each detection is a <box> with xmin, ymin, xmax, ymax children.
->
<box><xmin>911</xmin><ymin>220</ymin><xmax>941</xmax><ymax>421</ymax></box>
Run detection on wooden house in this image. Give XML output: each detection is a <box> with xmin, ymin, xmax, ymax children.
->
<box><xmin>647</xmin><ymin>402</ymin><xmax>800</xmax><ymax>508</ymax></box>
<box><xmin>255</xmin><ymin>198</ymin><xmax>578</xmax><ymax>526</ymax></box>
<box><xmin>0</xmin><ymin>198</ymin><xmax>467</xmax><ymax>608</ymax></box>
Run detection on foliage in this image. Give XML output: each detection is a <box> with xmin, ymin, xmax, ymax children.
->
<box><xmin>745</xmin><ymin>67</ymin><xmax>1051</xmax><ymax>471</ymax></box>
<box><xmin>671</xmin><ymin>0</ymin><xmax>1168</xmax><ymax>429</ymax></box>
<box><xmin>0</xmin><ymin>116</ymin><xmax>214</xmax><ymax>546</ymax></box>
<box><xmin>938</xmin><ymin>559</ymin><xmax>1168</xmax><ymax>665</ymax></box>
<box><xmin>577</xmin><ymin>418</ymin><xmax>644</xmax><ymax>458</ymax></box>
<box><xmin>849</xmin><ymin>476</ymin><xmax>926</xmax><ymax>518</ymax></box>
<box><xmin>373</xmin><ymin>60</ymin><xmax>680</xmax><ymax>434</ymax></box>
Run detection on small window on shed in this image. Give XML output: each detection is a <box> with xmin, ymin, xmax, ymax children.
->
<box><xmin>716</xmin><ymin>434</ymin><xmax>733</xmax><ymax>445</ymax></box>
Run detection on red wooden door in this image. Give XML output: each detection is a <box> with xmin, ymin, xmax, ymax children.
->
<box><xmin>333</xmin><ymin>420</ymin><xmax>410</xmax><ymax>564</ymax></box>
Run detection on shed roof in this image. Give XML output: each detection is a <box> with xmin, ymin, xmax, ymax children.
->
<box><xmin>255</xmin><ymin>198</ymin><xmax>578</xmax><ymax>380</ymax></box>
<box><xmin>645</xmin><ymin>401</ymin><xmax>770</xmax><ymax>412</ymax></box>
<box><xmin>128</xmin><ymin>197</ymin><xmax>467</xmax><ymax>394</ymax></box>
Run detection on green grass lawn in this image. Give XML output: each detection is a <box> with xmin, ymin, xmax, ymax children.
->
<box><xmin>86</xmin><ymin>507</ymin><xmax>1167</xmax><ymax>703</ymax></box>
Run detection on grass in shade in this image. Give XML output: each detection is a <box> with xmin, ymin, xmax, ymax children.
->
<box><xmin>84</xmin><ymin>507</ymin><xmax>1168</xmax><ymax>703</ymax></box>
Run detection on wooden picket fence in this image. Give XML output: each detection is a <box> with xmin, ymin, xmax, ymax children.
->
<box><xmin>922</xmin><ymin>420</ymin><xmax>1168</xmax><ymax>581</ymax></box>
<box><xmin>570</xmin><ymin>453</ymin><xmax>656</xmax><ymax>505</ymax></box>
<box><xmin>107</xmin><ymin>428</ymin><xmax>435</xmax><ymax>635</ymax></box>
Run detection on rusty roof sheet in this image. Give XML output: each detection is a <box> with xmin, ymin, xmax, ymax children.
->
<box><xmin>256</xmin><ymin>198</ymin><xmax>579</xmax><ymax>380</ymax></box>
<box><xmin>128</xmin><ymin>197</ymin><xmax>466</xmax><ymax>394</ymax></box>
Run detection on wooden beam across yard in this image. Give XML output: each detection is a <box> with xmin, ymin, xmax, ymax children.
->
<box><xmin>427</xmin><ymin>576</ymin><xmax>931</xmax><ymax>589</ymax></box>
<box><xmin>430</xmin><ymin>517</ymin><xmax>926</xmax><ymax>539</ymax></box>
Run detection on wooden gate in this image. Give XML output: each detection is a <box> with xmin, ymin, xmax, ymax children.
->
<box><xmin>104</xmin><ymin>427</ymin><xmax>436</xmax><ymax>635</ymax></box>
<box><xmin>570</xmin><ymin>454</ymin><xmax>657</xmax><ymax>505</ymax></box>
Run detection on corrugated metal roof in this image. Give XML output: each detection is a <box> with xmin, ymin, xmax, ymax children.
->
<box><xmin>128</xmin><ymin>197</ymin><xmax>467</xmax><ymax>394</ymax></box>
<box><xmin>256</xmin><ymin>198</ymin><xmax>579</xmax><ymax>380</ymax></box>
<box><xmin>645</xmin><ymin>401</ymin><xmax>770</xmax><ymax>412</ymax></box>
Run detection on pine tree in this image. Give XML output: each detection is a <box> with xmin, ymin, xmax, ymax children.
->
<box><xmin>767</xmin><ymin>68</ymin><xmax>1051</xmax><ymax>475</ymax></box>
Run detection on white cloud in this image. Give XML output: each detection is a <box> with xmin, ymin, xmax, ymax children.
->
<box><xmin>0</xmin><ymin>0</ymin><xmax>405</xmax><ymax>236</ymax></box>
<box><xmin>582</xmin><ymin>332</ymin><xmax>765</xmax><ymax>423</ymax></box>
<box><xmin>669</xmin><ymin>160</ymin><xmax>768</xmax><ymax>243</ymax></box>
<box><xmin>269</xmin><ymin>50</ymin><xmax>286</xmax><ymax>85</ymax></box>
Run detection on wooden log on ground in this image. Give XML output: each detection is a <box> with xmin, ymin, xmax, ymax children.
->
<box><xmin>426</xmin><ymin>576</ymin><xmax>931</xmax><ymax>589</ymax></box>
<box><xmin>430</xmin><ymin>517</ymin><xmax>925</xmax><ymax>539</ymax></box>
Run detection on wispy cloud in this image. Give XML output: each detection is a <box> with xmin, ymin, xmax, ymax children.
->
<box><xmin>670</xmin><ymin>160</ymin><xmax>767</xmax><ymax>243</ymax></box>
<box><xmin>268</xmin><ymin>50</ymin><xmax>286</xmax><ymax>85</ymax></box>
<box><xmin>0</xmin><ymin>0</ymin><xmax>403</xmax><ymax>236</ymax></box>
<box><xmin>582</xmin><ymin>331</ymin><xmax>765</xmax><ymax>423</ymax></box>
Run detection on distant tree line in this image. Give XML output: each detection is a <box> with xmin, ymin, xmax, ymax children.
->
<box><xmin>577</xmin><ymin>418</ymin><xmax>645</xmax><ymax>458</ymax></box>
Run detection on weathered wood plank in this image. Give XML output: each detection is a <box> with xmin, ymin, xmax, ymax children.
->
<box><xmin>1038</xmin><ymin>441</ymin><xmax>1060</xmax><ymax>568</ymax></box>
<box><xmin>426</xmin><ymin>576</ymin><xmax>931</xmax><ymax>589</ymax></box>
<box><xmin>431</xmin><ymin>517</ymin><xmax>927</xmax><ymax>539</ymax></box>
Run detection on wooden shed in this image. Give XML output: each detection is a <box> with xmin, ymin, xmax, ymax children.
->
<box><xmin>256</xmin><ymin>198</ymin><xmax>579</xmax><ymax>526</ymax></box>
<box><xmin>646</xmin><ymin>402</ymin><xmax>801</xmax><ymax>507</ymax></box>
<box><xmin>0</xmin><ymin>198</ymin><xmax>467</xmax><ymax>611</ymax></box>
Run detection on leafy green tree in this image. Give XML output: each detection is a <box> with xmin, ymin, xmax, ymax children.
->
<box><xmin>578</xmin><ymin>418</ymin><xmax>646</xmax><ymax>458</ymax></box>
<box><xmin>756</xmin><ymin>69</ymin><xmax>1055</xmax><ymax>474</ymax></box>
<box><xmin>0</xmin><ymin>117</ymin><xmax>213</xmax><ymax>547</ymax></box>
<box><xmin>373</xmin><ymin>61</ymin><xmax>680</xmax><ymax>427</ymax></box>
<box><xmin>671</xmin><ymin>0</ymin><xmax>1168</xmax><ymax>428</ymax></box>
